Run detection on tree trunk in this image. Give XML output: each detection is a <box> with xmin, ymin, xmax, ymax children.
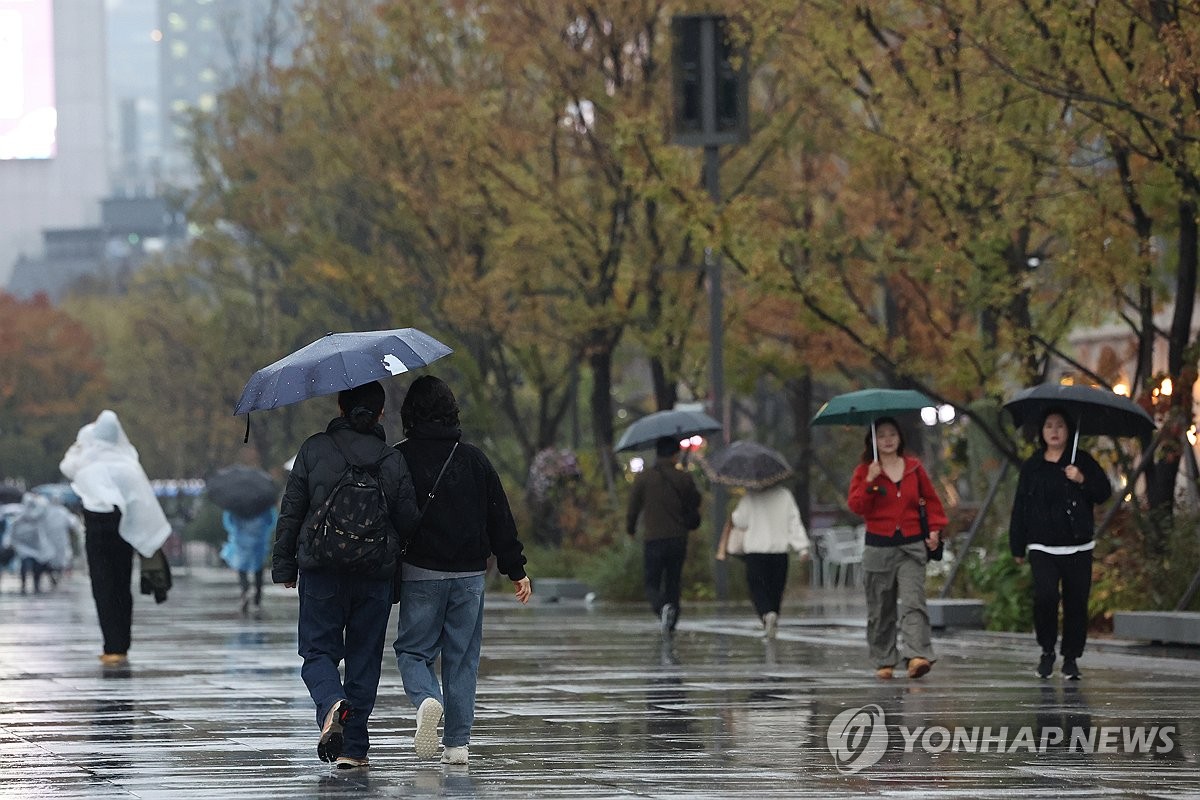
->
<box><xmin>589</xmin><ymin>346</ymin><xmax>617</xmax><ymax>489</ymax></box>
<box><xmin>650</xmin><ymin>356</ymin><xmax>677</xmax><ymax>411</ymax></box>
<box><xmin>787</xmin><ymin>370</ymin><xmax>814</xmax><ymax>528</ymax></box>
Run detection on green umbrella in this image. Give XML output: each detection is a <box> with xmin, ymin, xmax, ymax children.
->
<box><xmin>811</xmin><ymin>388</ymin><xmax>935</xmax><ymax>460</ymax></box>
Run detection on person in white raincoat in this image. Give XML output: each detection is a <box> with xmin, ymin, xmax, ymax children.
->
<box><xmin>7</xmin><ymin>493</ymin><xmax>78</xmax><ymax>593</ymax></box>
<box><xmin>60</xmin><ymin>410</ymin><xmax>171</xmax><ymax>666</ymax></box>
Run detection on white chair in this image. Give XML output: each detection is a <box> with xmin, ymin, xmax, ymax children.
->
<box><xmin>814</xmin><ymin>525</ymin><xmax>865</xmax><ymax>589</ymax></box>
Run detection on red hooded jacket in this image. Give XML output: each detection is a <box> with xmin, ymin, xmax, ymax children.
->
<box><xmin>848</xmin><ymin>455</ymin><xmax>948</xmax><ymax>547</ymax></box>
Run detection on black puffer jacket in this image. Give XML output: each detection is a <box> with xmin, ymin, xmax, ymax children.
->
<box><xmin>396</xmin><ymin>421</ymin><xmax>527</xmax><ymax>581</ymax></box>
<box><xmin>272</xmin><ymin>417</ymin><xmax>419</xmax><ymax>583</ymax></box>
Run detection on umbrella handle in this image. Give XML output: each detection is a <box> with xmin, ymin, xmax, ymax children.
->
<box><xmin>1071</xmin><ymin>426</ymin><xmax>1078</xmax><ymax>464</ymax></box>
<box><xmin>871</xmin><ymin>421</ymin><xmax>878</xmax><ymax>462</ymax></box>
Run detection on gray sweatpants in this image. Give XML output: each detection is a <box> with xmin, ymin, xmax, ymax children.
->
<box><xmin>862</xmin><ymin>541</ymin><xmax>934</xmax><ymax>668</ymax></box>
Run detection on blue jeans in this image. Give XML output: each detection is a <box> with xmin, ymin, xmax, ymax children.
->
<box><xmin>393</xmin><ymin>575</ymin><xmax>485</xmax><ymax>748</ymax></box>
<box><xmin>297</xmin><ymin>570</ymin><xmax>392</xmax><ymax>759</ymax></box>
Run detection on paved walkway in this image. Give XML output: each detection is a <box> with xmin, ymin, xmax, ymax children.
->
<box><xmin>1</xmin><ymin>568</ymin><xmax>1198</xmax><ymax>798</ymax></box>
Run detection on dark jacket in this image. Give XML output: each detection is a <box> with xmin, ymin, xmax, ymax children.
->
<box><xmin>1009</xmin><ymin>449</ymin><xmax>1112</xmax><ymax>558</ymax></box>
<box><xmin>272</xmin><ymin>417</ymin><xmax>419</xmax><ymax>583</ymax></box>
<box><xmin>626</xmin><ymin>458</ymin><xmax>701</xmax><ymax>542</ymax></box>
<box><xmin>848</xmin><ymin>456</ymin><xmax>948</xmax><ymax>548</ymax></box>
<box><xmin>395</xmin><ymin>421</ymin><xmax>527</xmax><ymax>581</ymax></box>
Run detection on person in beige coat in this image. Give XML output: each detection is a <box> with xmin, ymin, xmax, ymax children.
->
<box><xmin>717</xmin><ymin>484</ymin><xmax>810</xmax><ymax>638</ymax></box>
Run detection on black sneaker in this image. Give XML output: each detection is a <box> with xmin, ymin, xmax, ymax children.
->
<box><xmin>1036</xmin><ymin>651</ymin><xmax>1054</xmax><ymax>679</ymax></box>
<box><xmin>1062</xmin><ymin>656</ymin><xmax>1081</xmax><ymax>680</ymax></box>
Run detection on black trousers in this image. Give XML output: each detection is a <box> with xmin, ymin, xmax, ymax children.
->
<box><xmin>742</xmin><ymin>552</ymin><xmax>789</xmax><ymax>618</ymax></box>
<box><xmin>238</xmin><ymin>569</ymin><xmax>264</xmax><ymax>604</ymax></box>
<box><xmin>1029</xmin><ymin>548</ymin><xmax>1093</xmax><ymax>658</ymax></box>
<box><xmin>84</xmin><ymin>510</ymin><xmax>134</xmax><ymax>656</ymax></box>
<box><xmin>644</xmin><ymin>536</ymin><xmax>687</xmax><ymax>621</ymax></box>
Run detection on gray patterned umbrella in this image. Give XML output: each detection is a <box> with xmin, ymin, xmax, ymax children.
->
<box><xmin>701</xmin><ymin>440</ymin><xmax>793</xmax><ymax>490</ymax></box>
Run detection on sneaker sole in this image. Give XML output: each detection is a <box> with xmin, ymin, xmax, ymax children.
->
<box><xmin>317</xmin><ymin>702</ymin><xmax>349</xmax><ymax>763</ymax></box>
<box><xmin>414</xmin><ymin>699</ymin><xmax>443</xmax><ymax>760</ymax></box>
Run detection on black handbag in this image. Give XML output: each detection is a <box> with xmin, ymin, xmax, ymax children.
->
<box><xmin>392</xmin><ymin>442</ymin><xmax>458</xmax><ymax>605</ymax></box>
<box><xmin>918</xmin><ymin>497</ymin><xmax>944</xmax><ymax>561</ymax></box>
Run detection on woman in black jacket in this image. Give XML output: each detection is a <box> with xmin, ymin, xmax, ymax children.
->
<box><xmin>392</xmin><ymin>375</ymin><xmax>531</xmax><ymax>766</ymax></box>
<box><xmin>1009</xmin><ymin>406</ymin><xmax>1112</xmax><ymax>681</ymax></box>
<box><xmin>273</xmin><ymin>381</ymin><xmax>419</xmax><ymax>769</ymax></box>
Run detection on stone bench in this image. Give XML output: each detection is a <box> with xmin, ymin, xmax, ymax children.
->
<box><xmin>534</xmin><ymin>578</ymin><xmax>592</xmax><ymax>603</ymax></box>
<box><xmin>928</xmin><ymin>598</ymin><xmax>985</xmax><ymax>629</ymax></box>
<box><xmin>1112</xmin><ymin>611</ymin><xmax>1200</xmax><ymax>645</ymax></box>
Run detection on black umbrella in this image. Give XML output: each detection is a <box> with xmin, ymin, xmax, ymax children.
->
<box><xmin>234</xmin><ymin>328</ymin><xmax>453</xmax><ymax>415</ymax></box>
<box><xmin>615</xmin><ymin>409</ymin><xmax>722</xmax><ymax>453</ymax></box>
<box><xmin>701</xmin><ymin>440</ymin><xmax>793</xmax><ymax>490</ymax></box>
<box><xmin>205</xmin><ymin>466</ymin><xmax>278</xmax><ymax>517</ymax></box>
<box><xmin>0</xmin><ymin>485</ymin><xmax>23</xmax><ymax>504</ymax></box>
<box><xmin>1003</xmin><ymin>383</ymin><xmax>1155</xmax><ymax>461</ymax></box>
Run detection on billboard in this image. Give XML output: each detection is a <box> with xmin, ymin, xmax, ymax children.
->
<box><xmin>0</xmin><ymin>0</ymin><xmax>56</xmax><ymax>160</ymax></box>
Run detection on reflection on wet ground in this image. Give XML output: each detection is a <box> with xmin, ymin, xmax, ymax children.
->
<box><xmin>1</xmin><ymin>568</ymin><xmax>1199</xmax><ymax>797</ymax></box>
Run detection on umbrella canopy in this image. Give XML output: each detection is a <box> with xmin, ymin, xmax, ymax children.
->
<box><xmin>615</xmin><ymin>409</ymin><xmax>722</xmax><ymax>453</ymax></box>
<box><xmin>234</xmin><ymin>328</ymin><xmax>453</xmax><ymax>415</ymax></box>
<box><xmin>810</xmin><ymin>388</ymin><xmax>935</xmax><ymax>426</ymax></box>
<box><xmin>701</xmin><ymin>440</ymin><xmax>793</xmax><ymax>490</ymax></box>
<box><xmin>0</xmin><ymin>485</ymin><xmax>22</xmax><ymax>504</ymax></box>
<box><xmin>1003</xmin><ymin>383</ymin><xmax>1155</xmax><ymax>439</ymax></box>
<box><xmin>205</xmin><ymin>466</ymin><xmax>278</xmax><ymax>517</ymax></box>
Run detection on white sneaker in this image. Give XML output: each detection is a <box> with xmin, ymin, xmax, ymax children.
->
<box><xmin>763</xmin><ymin>611</ymin><xmax>779</xmax><ymax>640</ymax></box>
<box><xmin>414</xmin><ymin>697</ymin><xmax>443</xmax><ymax>760</ymax></box>
<box><xmin>441</xmin><ymin>745</ymin><xmax>469</xmax><ymax>765</ymax></box>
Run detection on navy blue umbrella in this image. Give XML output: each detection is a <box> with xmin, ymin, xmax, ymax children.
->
<box><xmin>234</xmin><ymin>328</ymin><xmax>453</xmax><ymax>415</ymax></box>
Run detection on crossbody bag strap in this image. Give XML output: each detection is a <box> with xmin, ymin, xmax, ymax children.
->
<box><xmin>418</xmin><ymin>442</ymin><xmax>459</xmax><ymax>519</ymax></box>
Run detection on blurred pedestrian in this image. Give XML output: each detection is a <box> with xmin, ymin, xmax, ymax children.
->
<box><xmin>221</xmin><ymin>506</ymin><xmax>278</xmax><ymax>615</ymax></box>
<box><xmin>7</xmin><ymin>493</ymin><xmax>77</xmax><ymax>593</ymax></box>
<box><xmin>848</xmin><ymin>417</ymin><xmax>947</xmax><ymax>680</ymax></box>
<box><xmin>716</xmin><ymin>485</ymin><xmax>810</xmax><ymax>638</ymax></box>
<box><xmin>626</xmin><ymin>436</ymin><xmax>702</xmax><ymax>635</ymax></box>
<box><xmin>393</xmin><ymin>375</ymin><xmax>531</xmax><ymax>766</ymax></box>
<box><xmin>1009</xmin><ymin>407</ymin><xmax>1112</xmax><ymax>680</ymax></box>
<box><xmin>273</xmin><ymin>381</ymin><xmax>419</xmax><ymax>769</ymax></box>
<box><xmin>59</xmin><ymin>410</ymin><xmax>172</xmax><ymax>666</ymax></box>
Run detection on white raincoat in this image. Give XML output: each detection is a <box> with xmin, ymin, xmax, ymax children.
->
<box><xmin>59</xmin><ymin>410</ymin><xmax>171</xmax><ymax>558</ymax></box>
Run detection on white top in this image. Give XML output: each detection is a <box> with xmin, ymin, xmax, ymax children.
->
<box><xmin>730</xmin><ymin>485</ymin><xmax>810</xmax><ymax>555</ymax></box>
<box><xmin>1027</xmin><ymin>541</ymin><xmax>1096</xmax><ymax>556</ymax></box>
<box><xmin>59</xmin><ymin>410</ymin><xmax>171</xmax><ymax>558</ymax></box>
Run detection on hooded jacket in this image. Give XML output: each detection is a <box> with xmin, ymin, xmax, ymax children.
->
<box><xmin>1009</xmin><ymin>449</ymin><xmax>1111</xmax><ymax>558</ymax></box>
<box><xmin>272</xmin><ymin>417</ymin><xmax>419</xmax><ymax>583</ymax></box>
<box><xmin>848</xmin><ymin>455</ymin><xmax>948</xmax><ymax>548</ymax></box>
<box><xmin>395</xmin><ymin>420</ymin><xmax>527</xmax><ymax>581</ymax></box>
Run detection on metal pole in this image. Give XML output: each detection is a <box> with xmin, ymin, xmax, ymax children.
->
<box><xmin>938</xmin><ymin>461</ymin><xmax>1010</xmax><ymax>598</ymax></box>
<box><xmin>699</xmin><ymin>17</ymin><xmax>729</xmax><ymax>599</ymax></box>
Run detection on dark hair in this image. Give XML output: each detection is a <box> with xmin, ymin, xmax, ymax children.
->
<box><xmin>655</xmin><ymin>436</ymin><xmax>681</xmax><ymax>458</ymax></box>
<box><xmin>1037</xmin><ymin>406</ymin><xmax>1075</xmax><ymax>449</ymax></box>
<box><xmin>401</xmin><ymin>375</ymin><xmax>460</xmax><ymax>432</ymax></box>
<box><xmin>338</xmin><ymin>381</ymin><xmax>386</xmax><ymax>434</ymax></box>
<box><xmin>860</xmin><ymin>416</ymin><xmax>906</xmax><ymax>462</ymax></box>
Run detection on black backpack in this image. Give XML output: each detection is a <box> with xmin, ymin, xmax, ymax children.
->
<box><xmin>305</xmin><ymin>437</ymin><xmax>393</xmax><ymax>574</ymax></box>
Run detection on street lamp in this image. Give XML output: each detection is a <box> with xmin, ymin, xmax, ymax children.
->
<box><xmin>672</xmin><ymin>15</ymin><xmax>749</xmax><ymax>599</ymax></box>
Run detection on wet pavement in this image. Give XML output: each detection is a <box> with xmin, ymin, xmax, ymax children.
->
<box><xmin>2</xmin><ymin>568</ymin><xmax>1199</xmax><ymax>798</ymax></box>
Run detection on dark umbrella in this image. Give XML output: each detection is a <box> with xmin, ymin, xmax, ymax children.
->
<box><xmin>234</xmin><ymin>328</ymin><xmax>453</xmax><ymax>415</ymax></box>
<box><xmin>811</xmin><ymin>388</ymin><xmax>936</xmax><ymax>460</ymax></box>
<box><xmin>701</xmin><ymin>440</ymin><xmax>793</xmax><ymax>490</ymax></box>
<box><xmin>0</xmin><ymin>485</ymin><xmax>23</xmax><ymax>504</ymax></box>
<box><xmin>1003</xmin><ymin>383</ymin><xmax>1155</xmax><ymax>461</ymax></box>
<box><xmin>615</xmin><ymin>409</ymin><xmax>722</xmax><ymax>453</ymax></box>
<box><xmin>205</xmin><ymin>466</ymin><xmax>278</xmax><ymax>517</ymax></box>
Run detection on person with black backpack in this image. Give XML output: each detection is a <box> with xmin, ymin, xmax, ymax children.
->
<box><xmin>273</xmin><ymin>381</ymin><xmax>419</xmax><ymax>770</ymax></box>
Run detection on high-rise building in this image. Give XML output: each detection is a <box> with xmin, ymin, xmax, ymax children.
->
<box><xmin>0</xmin><ymin>0</ymin><xmax>108</xmax><ymax>287</ymax></box>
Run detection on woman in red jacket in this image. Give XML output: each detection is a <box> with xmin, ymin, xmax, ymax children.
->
<box><xmin>848</xmin><ymin>417</ymin><xmax>947</xmax><ymax>680</ymax></box>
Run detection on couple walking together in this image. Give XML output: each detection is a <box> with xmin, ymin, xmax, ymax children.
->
<box><xmin>272</xmin><ymin>375</ymin><xmax>531</xmax><ymax>769</ymax></box>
